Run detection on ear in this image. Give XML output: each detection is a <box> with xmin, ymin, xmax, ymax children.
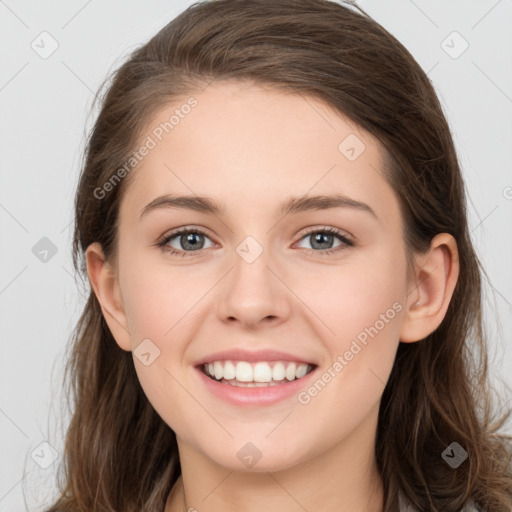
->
<box><xmin>85</xmin><ymin>242</ymin><xmax>132</xmax><ymax>351</ymax></box>
<box><xmin>399</xmin><ymin>233</ymin><xmax>460</xmax><ymax>343</ymax></box>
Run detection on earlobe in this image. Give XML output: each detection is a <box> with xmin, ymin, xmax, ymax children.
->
<box><xmin>85</xmin><ymin>242</ymin><xmax>132</xmax><ymax>352</ymax></box>
<box><xmin>399</xmin><ymin>233</ymin><xmax>460</xmax><ymax>343</ymax></box>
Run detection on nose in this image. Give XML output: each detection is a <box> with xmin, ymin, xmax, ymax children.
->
<box><xmin>215</xmin><ymin>243</ymin><xmax>292</xmax><ymax>329</ymax></box>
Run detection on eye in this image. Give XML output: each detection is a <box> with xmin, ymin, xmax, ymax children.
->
<box><xmin>295</xmin><ymin>227</ymin><xmax>354</xmax><ymax>255</ymax></box>
<box><xmin>156</xmin><ymin>226</ymin><xmax>354</xmax><ymax>257</ymax></box>
<box><xmin>156</xmin><ymin>227</ymin><xmax>215</xmax><ymax>257</ymax></box>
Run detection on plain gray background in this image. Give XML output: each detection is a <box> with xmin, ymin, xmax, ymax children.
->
<box><xmin>1</xmin><ymin>0</ymin><xmax>511</xmax><ymax>509</ymax></box>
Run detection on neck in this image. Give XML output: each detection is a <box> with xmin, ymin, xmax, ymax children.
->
<box><xmin>166</xmin><ymin>406</ymin><xmax>384</xmax><ymax>512</ymax></box>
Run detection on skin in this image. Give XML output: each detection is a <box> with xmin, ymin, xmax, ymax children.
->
<box><xmin>86</xmin><ymin>80</ymin><xmax>459</xmax><ymax>512</ymax></box>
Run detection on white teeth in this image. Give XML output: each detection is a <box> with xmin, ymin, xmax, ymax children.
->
<box><xmin>223</xmin><ymin>361</ymin><xmax>236</xmax><ymax>380</ymax></box>
<box><xmin>272</xmin><ymin>362</ymin><xmax>286</xmax><ymax>381</ymax></box>
<box><xmin>235</xmin><ymin>361</ymin><xmax>253</xmax><ymax>382</ymax></box>
<box><xmin>253</xmin><ymin>362</ymin><xmax>272</xmax><ymax>382</ymax></box>
<box><xmin>285</xmin><ymin>363</ymin><xmax>296</xmax><ymax>381</ymax></box>
<box><xmin>214</xmin><ymin>361</ymin><xmax>223</xmax><ymax>380</ymax></box>
<box><xmin>295</xmin><ymin>364</ymin><xmax>308</xmax><ymax>378</ymax></box>
<box><xmin>203</xmin><ymin>360</ymin><xmax>312</xmax><ymax>384</ymax></box>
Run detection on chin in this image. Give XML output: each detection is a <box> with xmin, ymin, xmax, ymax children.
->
<box><xmin>200</xmin><ymin>439</ymin><xmax>308</xmax><ymax>473</ymax></box>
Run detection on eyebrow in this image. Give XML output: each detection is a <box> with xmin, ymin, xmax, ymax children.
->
<box><xmin>139</xmin><ymin>193</ymin><xmax>377</xmax><ymax>220</ymax></box>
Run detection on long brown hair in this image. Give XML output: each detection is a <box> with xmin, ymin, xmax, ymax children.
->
<box><xmin>41</xmin><ymin>1</ymin><xmax>512</xmax><ymax>510</ymax></box>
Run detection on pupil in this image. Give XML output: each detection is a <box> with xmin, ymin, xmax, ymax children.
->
<box><xmin>313</xmin><ymin>233</ymin><xmax>332</xmax><ymax>249</ymax></box>
<box><xmin>183</xmin><ymin>233</ymin><xmax>202</xmax><ymax>250</ymax></box>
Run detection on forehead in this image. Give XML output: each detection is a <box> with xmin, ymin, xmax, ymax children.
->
<box><xmin>119</xmin><ymin>80</ymin><xmax>399</xmax><ymax>227</ymax></box>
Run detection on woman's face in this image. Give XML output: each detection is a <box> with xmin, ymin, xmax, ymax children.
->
<box><xmin>99</xmin><ymin>80</ymin><xmax>414</xmax><ymax>471</ymax></box>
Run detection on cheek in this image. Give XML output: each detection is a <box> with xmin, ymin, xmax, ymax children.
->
<box><xmin>295</xmin><ymin>248</ymin><xmax>406</xmax><ymax>408</ymax></box>
<box><xmin>119</xmin><ymin>249</ymin><xmax>204</xmax><ymax>346</ymax></box>
<box><xmin>118</xmin><ymin>253</ymin><xmax>206</xmax><ymax>430</ymax></box>
<box><xmin>294</xmin><ymin>248</ymin><xmax>407</xmax><ymax>348</ymax></box>
<box><xmin>122</xmin><ymin>272</ymin><xmax>178</xmax><ymax>343</ymax></box>
<box><xmin>289</xmin><ymin>254</ymin><xmax>406</xmax><ymax>438</ymax></box>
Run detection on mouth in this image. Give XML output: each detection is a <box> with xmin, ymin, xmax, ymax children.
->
<box><xmin>198</xmin><ymin>360</ymin><xmax>317</xmax><ymax>387</ymax></box>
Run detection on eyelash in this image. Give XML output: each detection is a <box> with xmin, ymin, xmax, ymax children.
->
<box><xmin>156</xmin><ymin>226</ymin><xmax>355</xmax><ymax>258</ymax></box>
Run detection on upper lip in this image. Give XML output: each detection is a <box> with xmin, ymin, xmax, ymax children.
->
<box><xmin>194</xmin><ymin>349</ymin><xmax>317</xmax><ymax>367</ymax></box>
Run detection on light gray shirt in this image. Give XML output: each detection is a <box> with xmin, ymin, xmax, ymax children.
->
<box><xmin>399</xmin><ymin>491</ymin><xmax>480</xmax><ymax>511</ymax></box>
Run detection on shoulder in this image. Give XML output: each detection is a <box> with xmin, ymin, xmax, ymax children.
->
<box><xmin>460</xmin><ymin>500</ymin><xmax>481</xmax><ymax>511</ymax></box>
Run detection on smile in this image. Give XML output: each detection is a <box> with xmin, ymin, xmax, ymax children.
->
<box><xmin>201</xmin><ymin>360</ymin><xmax>316</xmax><ymax>387</ymax></box>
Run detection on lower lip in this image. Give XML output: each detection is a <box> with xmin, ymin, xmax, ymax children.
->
<box><xmin>195</xmin><ymin>366</ymin><xmax>318</xmax><ymax>406</ymax></box>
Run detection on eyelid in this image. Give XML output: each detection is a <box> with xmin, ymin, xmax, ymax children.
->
<box><xmin>298</xmin><ymin>225</ymin><xmax>354</xmax><ymax>242</ymax></box>
<box><xmin>155</xmin><ymin>225</ymin><xmax>215</xmax><ymax>250</ymax></box>
<box><xmin>293</xmin><ymin>226</ymin><xmax>354</xmax><ymax>253</ymax></box>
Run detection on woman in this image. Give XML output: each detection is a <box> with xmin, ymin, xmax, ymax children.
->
<box><xmin>44</xmin><ymin>1</ymin><xmax>512</xmax><ymax>510</ymax></box>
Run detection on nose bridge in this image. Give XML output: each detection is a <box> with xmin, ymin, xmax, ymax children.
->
<box><xmin>230</xmin><ymin>232</ymin><xmax>278</xmax><ymax>301</ymax></box>
<box><xmin>215</xmin><ymin>232</ymin><xmax>291</xmax><ymax>326</ymax></box>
